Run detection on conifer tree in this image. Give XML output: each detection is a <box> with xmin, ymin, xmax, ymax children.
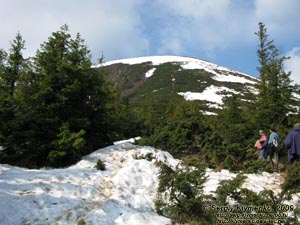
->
<box><xmin>255</xmin><ymin>22</ymin><xmax>294</xmax><ymax>128</ymax></box>
<box><xmin>1</xmin><ymin>25</ymin><xmax>120</xmax><ymax>167</ymax></box>
<box><xmin>0</xmin><ymin>33</ymin><xmax>27</xmax><ymax>159</ymax></box>
<box><xmin>7</xmin><ymin>32</ymin><xmax>26</xmax><ymax>96</ymax></box>
<box><xmin>29</xmin><ymin>25</ymin><xmax>115</xmax><ymax>166</ymax></box>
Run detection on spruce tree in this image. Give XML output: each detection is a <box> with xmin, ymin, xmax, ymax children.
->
<box><xmin>29</xmin><ymin>25</ymin><xmax>115</xmax><ymax>166</ymax></box>
<box><xmin>1</xmin><ymin>25</ymin><xmax>119</xmax><ymax>167</ymax></box>
<box><xmin>0</xmin><ymin>33</ymin><xmax>28</xmax><ymax>160</ymax></box>
<box><xmin>7</xmin><ymin>32</ymin><xmax>26</xmax><ymax>96</ymax></box>
<box><xmin>255</xmin><ymin>22</ymin><xmax>294</xmax><ymax>128</ymax></box>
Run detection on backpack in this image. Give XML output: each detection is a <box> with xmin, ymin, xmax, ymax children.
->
<box><xmin>271</xmin><ymin>134</ymin><xmax>280</xmax><ymax>152</ymax></box>
<box><xmin>272</xmin><ymin>138</ymin><xmax>279</xmax><ymax>148</ymax></box>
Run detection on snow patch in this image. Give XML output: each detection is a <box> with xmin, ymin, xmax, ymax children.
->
<box><xmin>203</xmin><ymin>169</ymin><xmax>285</xmax><ymax>198</ymax></box>
<box><xmin>207</xmin><ymin>102</ymin><xmax>222</xmax><ymax>109</ymax></box>
<box><xmin>113</xmin><ymin>137</ymin><xmax>141</xmax><ymax>145</ymax></box>
<box><xmin>178</xmin><ymin>85</ymin><xmax>240</xmax><ymax>104</ymax></box>
<box><xmin>214</xmin><ymin>74</ymin><xmax>257</xmax><ymax>85</ymax></box>
<box><xmin>199</xmin><ymin>110</ymin><xmax>218</xmax><ymax>116</ymax></box>
<box><xmin>203</xmin><ymin>169</ymin><xmax>237</xmax><ymax>195</ymax></box>
<box><xmin>241</xmin><ymin>172</ymin><xmax>284</xmax><ymax>196</ymax></box>
<box><xmin>145</xmin><ymin>68</ymin><xmax>156</xmax><ymax>78</ymax></box>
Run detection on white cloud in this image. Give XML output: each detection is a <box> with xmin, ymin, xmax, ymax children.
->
<box><xmin>0</xmin><ymin>0</ymin><xmax>149</xmax><ymax>62</ymax></box>
<box><xmin>255</xmin><ymin>0</ymin><xmax>300</xmax><ymax>40</ymax></box>
<box><xmin>157</xmin><ymin>0</ymin><xmax>231</xmax><ymax>20</ymax></box>
<box><xmin>151</xmin><ymin>0</ymin><xmax>257</xmax><ymax>57</ymax></box>
<box><xmin>285</xmin><ymin>47</ymin><xmax>300</xmax><ymax>85</ymax></box>
<box><xmin>1</xmin><ymin>0</ymin><xmax>299</xmax><ymax>74</ymax></box>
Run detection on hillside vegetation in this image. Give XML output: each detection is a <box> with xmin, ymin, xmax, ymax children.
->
<box><xmin>1</xmin><ymin>22</ymin><xmax>300</xmax><ymax>225</ymax></box>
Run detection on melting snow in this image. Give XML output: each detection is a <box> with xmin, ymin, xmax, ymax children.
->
<box><xmin>204</xmin><ymin>169</ymin><xmax>285</xmax><ymax>198</ymax></box>
<box><xmin>0</xmin><ymin>143</ymin><xmax>175</xmax><ymax>225</ymax></box>
<box><xmin>203</xmin><ymin>169</ymin><xmax>237</xmax><ymax>195</ymax></box>
<box><xmin>241</xmin><ymin>172</ymin><xmax>284</xmax><ymax>196</ymax></box>
<box><xmin>0</xmin><ymin>142</ymin><xmax>295</xmax><ymax>224</ymax></box>
<box><xmin>178</xmin><ymin>85</ymin><xmax>240</xmax><ymax>104</ymax></box>
<box><xmin>96</xmin><ymin>55</ymin><xmax>257</xmax><ymax>85</ymax></box>
<box><xmin>199</xmin><ymin>110</ymin><xmax>218</xmax><ymax>116</ymax></box>
<box><xmin>145</xmin><ymin>68</ymin><xmax>156</xmax><ymax>78</ymax></box>
<box><xmin>213</xmin><ymin>74</ymin><xmax>257</xmax><ymax>85</ymax></box>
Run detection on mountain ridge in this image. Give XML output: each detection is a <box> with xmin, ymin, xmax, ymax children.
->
<box><xmin>96</xmin><ymin>55</ymin><xmax>259</xmax><ymax>115</ymax></box>
<box><xmin>96</xmin><ymin>55</ymin><xmax>258</xmax><ymax>80</ymax></box>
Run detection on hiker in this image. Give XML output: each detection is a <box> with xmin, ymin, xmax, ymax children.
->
<box><xmin>284</xmin><ymin>123</ymin><xmax>300</xmax><ymax>164</ymax></box>
<box><xmin>267</xmin><ymin>127</ymin><xmax>280</xmax><ymax>171</ymax></box>
<box><xmin>254</xmin><ymin>130</ymin><xmax>267</xmax><ymax>160</ymax></box>
<box><xmin>268</xmin><ymin>127</ymin><xmax>280</xmax><ymax>149</ymax></box>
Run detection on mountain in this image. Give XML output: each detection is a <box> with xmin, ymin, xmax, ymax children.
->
<box><xmin>95</xmin><ymin>56</ymin><xmax>259</xmax><ymax>115</ymax></box>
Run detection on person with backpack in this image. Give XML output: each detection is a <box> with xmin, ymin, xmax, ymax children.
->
<box><xmin>284</xmin><ymin>123</ymin><xmax>300</xmax><ymax>164</ymax></box>
<box><xmin>267</xmin><ymin>127</ymin><xmax>280</xmax><ymax>171</ymax></box>
<box><xmin>268</xmin><ymin>127</ymin><xmax>280</xmax><ymax>149</ymax></box>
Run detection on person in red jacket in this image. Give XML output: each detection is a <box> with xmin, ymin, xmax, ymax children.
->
<box><xmin>285</xmin><ymin>123</ymin><xmax>300</xmax><ymax>164</ymax></box>
<box><xmin>255</xmin><ymin>130</ymin><xmax>268</xmax><ymax>160</ymax></box>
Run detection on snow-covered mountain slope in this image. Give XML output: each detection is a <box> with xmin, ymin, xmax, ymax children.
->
<box><xmin>0</xmin><ymin>141</ymin><xmax>295</xmax><ymax>225</ymax></box>
<box><xmin>95</xmin><ymin>55</ymin><xmax>259</xmax><ymax>115</ymax></box>
<box><xmin>99</xmin><ymin>55</ymin><xmax>255</xmax><ymax>81</ymax></box>
<box><xmin>99</xmin><ymin>55</ymin><xmax>258</xmax><ymax>85</ymax></box>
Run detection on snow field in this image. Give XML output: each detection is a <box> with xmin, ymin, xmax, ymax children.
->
<box><xmin>0</xmin><ymin>142</ymin><xmax>295</xmax><ymax>224</ymax></box>
<box><xmin>0</xmin><ymin>143</ymin><xmax>177</xmax><ymax>225</ymax></box>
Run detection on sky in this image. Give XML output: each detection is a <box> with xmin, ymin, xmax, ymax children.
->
<box><xmin>0</xmin><ymin>0</ymin><xmax>299</xmax><ymax>83</ymax></box>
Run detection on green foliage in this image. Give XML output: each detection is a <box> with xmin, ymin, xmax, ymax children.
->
<box><xmin>216</xmin><ymin>174</ymin><xmax>247</xmax><ymax>204</ymax></box>
<box><xmin>216</xmin><ymin>175</ymin><xmax>281</xmax><ymax>214</ymax></box>
<box><xmin>140</xmin><ymin>99</ymin><xmax>207</xmax><ymax>157</ymax></box>
<box><xmin>0</xmin><ymin>26</ymin><xmax>134</xmax><ymax>168</ymax></box>
<box><xmin>95</xmin><ymin>159</ymin><xmax>106</xmax><ymax>171</ymax></box>
<box><xmin>48</xmin><ymin>123</ymin><xmax>85</xmax><ymax>167</ymax></box>
<box><xmin>133</xmin><ymin>152</ymin><xmax>155</xmax><ymax>161</ymax></box>
<box><xmin>48</xmin><ymin>150</ymin><xmax>67</xmax><ymax>163</ymax></box>
<box><xmin>243</xmin><ymin>158</ymin><xmax>272</xmax><ymax>173</ymax></box>
<box><xmin>156</xmin><ymin>162</ymin><xmax>213</xmax><ymax>224</ymax></box>
<box><xmin>77</xmin><ymin>219</ymin><xmax>86</xmax><ymax>225</ymax></box>
<box><xmin>255</xmin><ymin>22</ymin><xmax>296</xmax><ymax>128</ymax></box>
<box><xmin>281</xmin><ymin>162</ymin><xmax>300</xmax><ymax>196</ymax></box>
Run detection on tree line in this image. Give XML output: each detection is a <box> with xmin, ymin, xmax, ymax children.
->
<box><xmin>0</xmin><ymin>22</ymin><xmax>299</xmax><ymax>169</ymax></box>
<box><xmin>139</xmin><ymin>22</ymin><xmax>300</xmax><ymax>171</ymax></box>
<box><xmin>0</xmin><ymin>25</ymin><xmax>138</xmax><ymax>168</ymax></box>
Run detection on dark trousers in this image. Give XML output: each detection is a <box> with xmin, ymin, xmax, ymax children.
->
<box><xmin>288</xmin><ymin>154</ymin><xmax>300</xmax><ymax>164</ymax></box>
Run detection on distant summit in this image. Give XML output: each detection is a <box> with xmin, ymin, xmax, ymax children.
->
<box><xmin>96</xmin><ymin>55</ymin><xmax>259</xmax><ymax>115</ymax></box>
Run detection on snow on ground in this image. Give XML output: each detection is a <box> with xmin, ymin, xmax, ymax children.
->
<box><xmin>0</xmin><ymin>141</ymin><xmax>296</xmax><ymax>225</ymax></box>
<box><xmin>203</xmin><ymin>169</ymin><xmax>285</xmax><ymax>197</ymax></box>
<box><xmin>113</xmin><ymin>137</ymin><xmax>141</xmax><ymax>145</ymax></box>
<box><xmin>97</xmin><ymin>55</ymin><xmax>257</xmax><ymax>84</ymax></box>
<box><xmin>178</xmin><ymin>85</ymin><xmax>240</xmax><ymax>104</ymax></box>
<box><xmin>213</xmin><ymin>74</ymin><xmax>257</xmax><ymax>85</ymax></box>
<box><xmin>206</xmin><ymin>102</ymin><xmax>222</xmax><ymax>109</ymax></box>
<box><xmin>145</xmin><ymin>68</ymin><xmax>156</xmax><ymax>78</ymax></box>
<box><xmin>241</xmin><ymin>172</ymin><xmax>284</xmax><ymax>196</ymax></box>
<box><xmin>0</xmin><ymin>143</ymin><xmax>176</xmax><ymax>225</ymax></box>
<box><xmin>199</xmin><ymin>110</ymin><xmax>218</xmax><ymax>116</ymax></box>
<box><xmin>203</xmin><ymin>169</ymin><xmax>237</xmax><ymax>195</ymax></box>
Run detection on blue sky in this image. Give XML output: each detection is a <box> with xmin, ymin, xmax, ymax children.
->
<box><xmin>1</xmin><ymin>0</ymin><xmax>299</xmax><ymax>83</ymax></box>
